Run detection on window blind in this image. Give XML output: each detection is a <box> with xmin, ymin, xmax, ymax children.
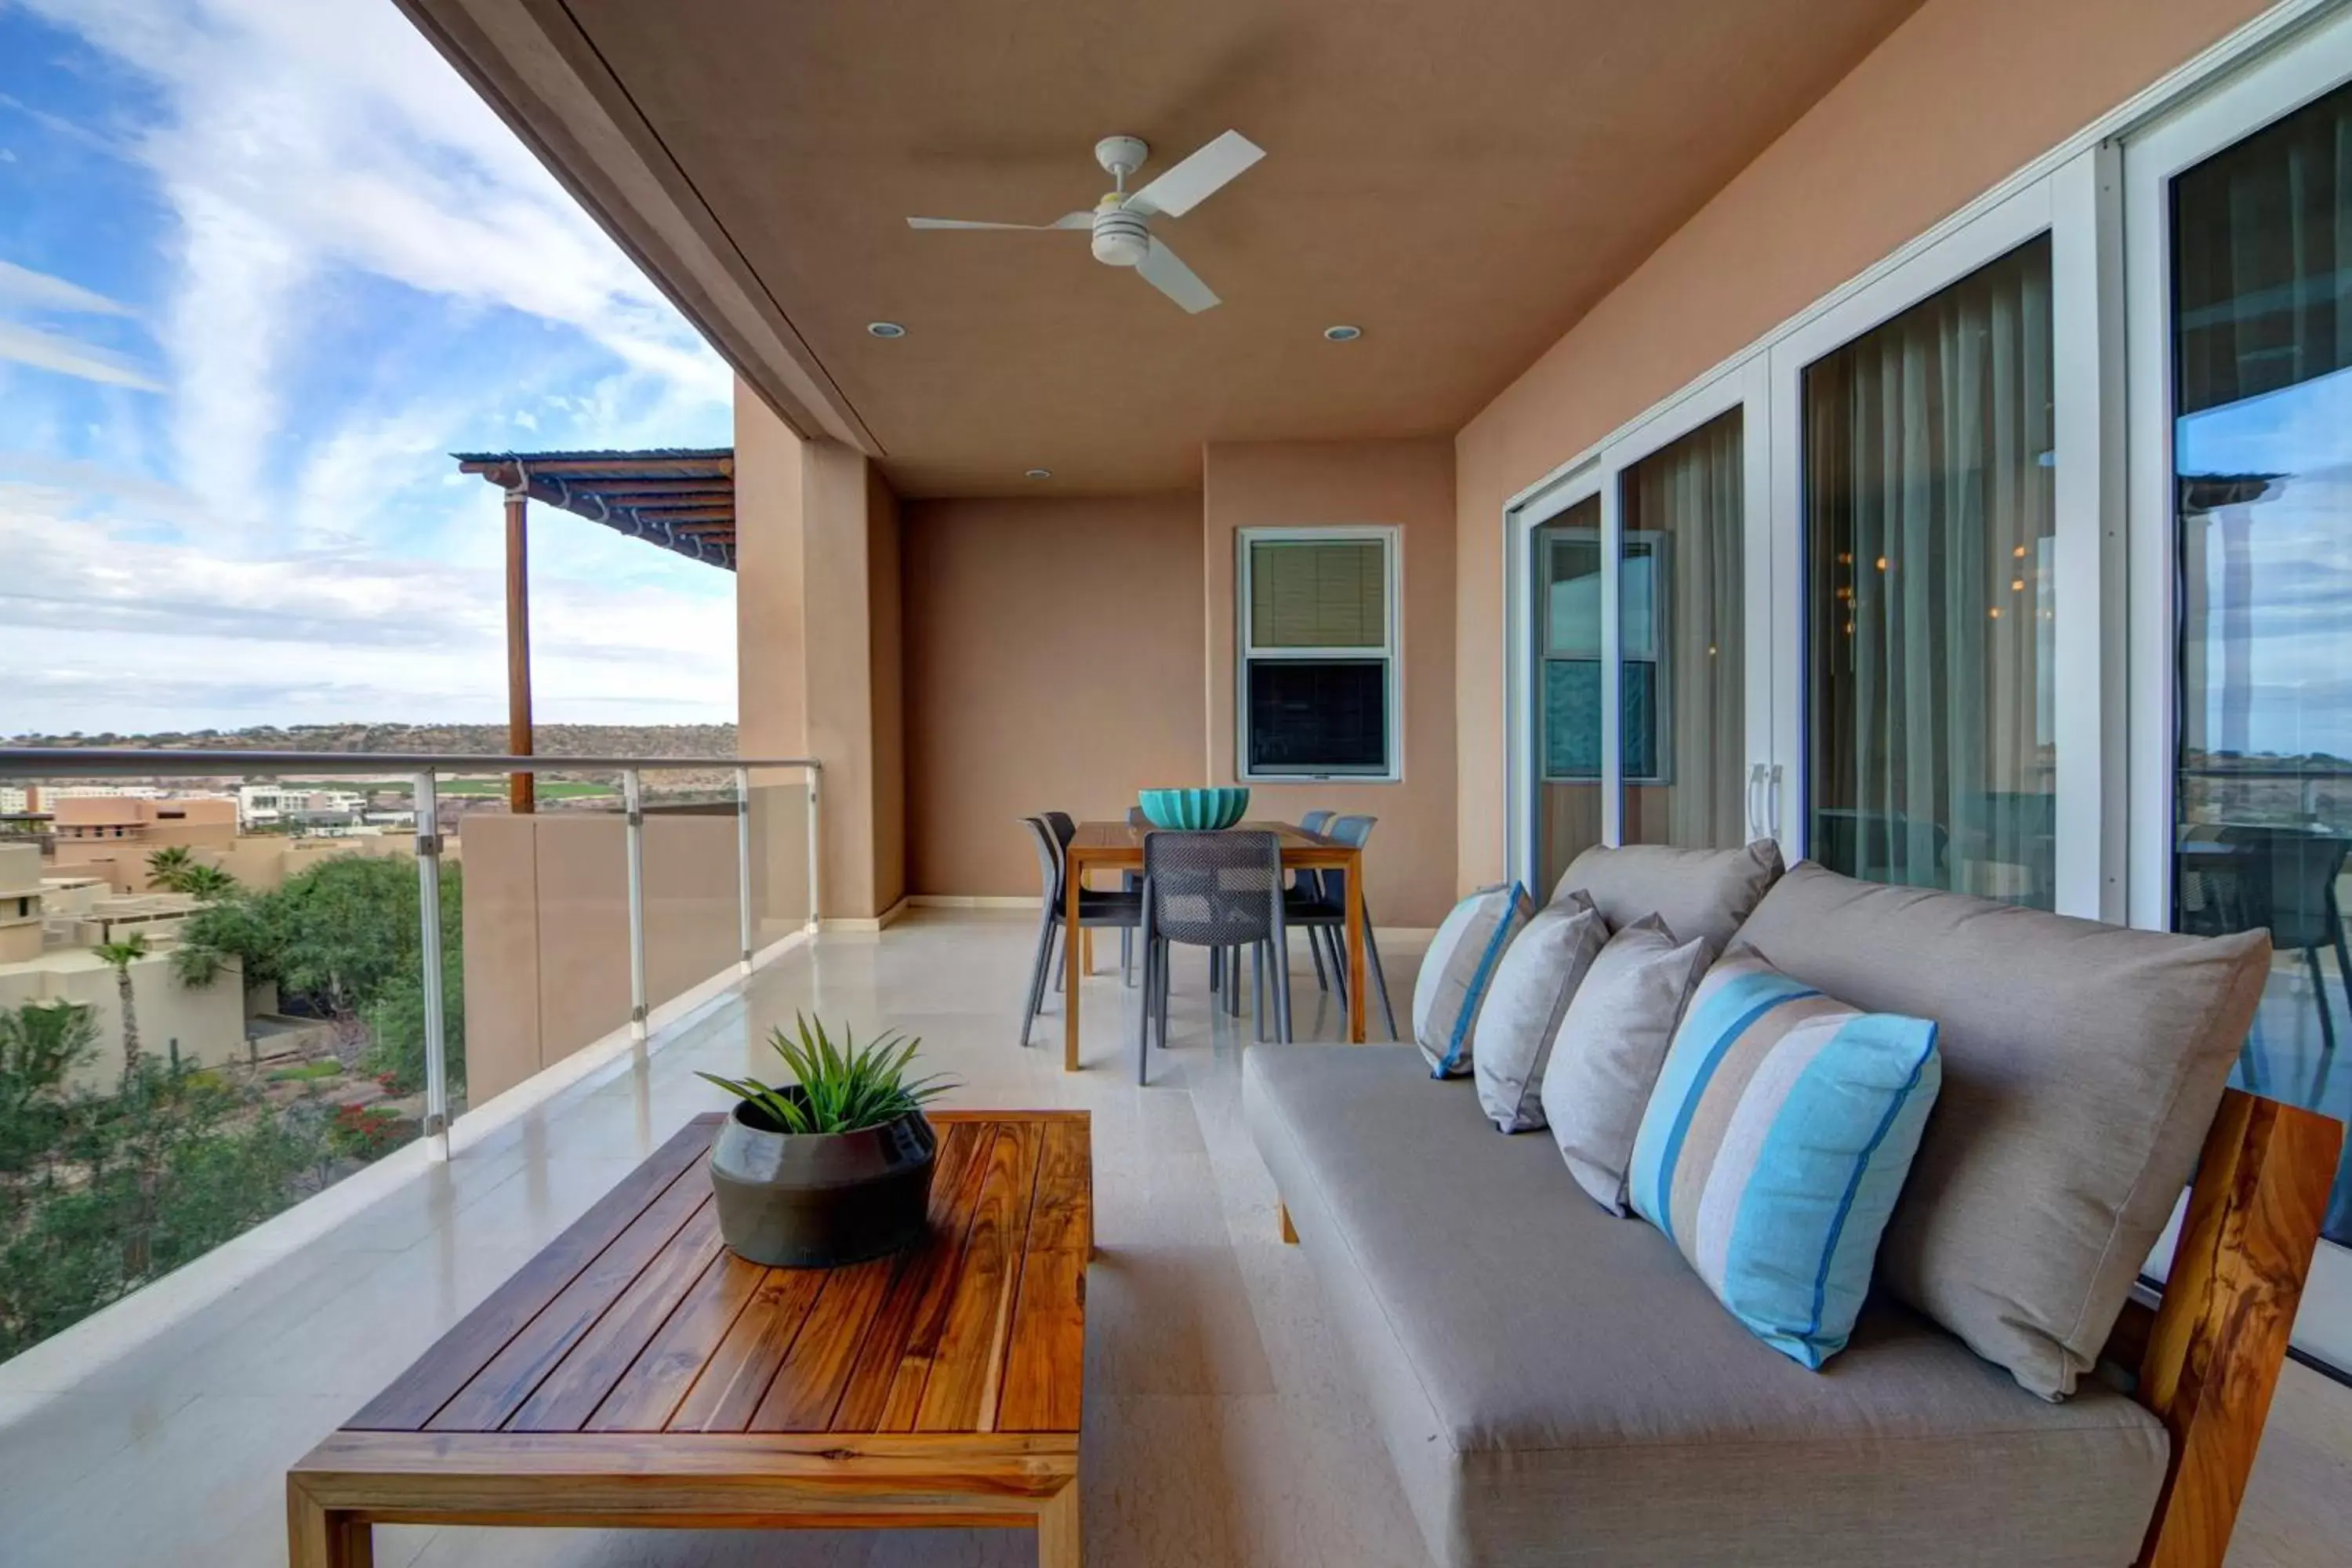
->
<box><xmin>1249</xmin><ymin>540</ymin><xmax>1386</xmax><ymax>648</ymax></box>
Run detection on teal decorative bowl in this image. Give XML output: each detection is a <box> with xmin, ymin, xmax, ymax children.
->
<box><xmin>1138</xmin><ymin>787</ymin><xmax>1250</xmax><ymax>830</ymax></box>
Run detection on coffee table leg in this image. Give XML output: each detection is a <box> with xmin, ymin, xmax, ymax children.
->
<box><xmin>1038</xmin><ymin>1475</ymin><xmax>1081</xmax><ymax>1567</ymax></box>
<box><xmin>289</xmin><ymin>1486</ymin><xmax>372</xmax><ymax>1568</ymax></box>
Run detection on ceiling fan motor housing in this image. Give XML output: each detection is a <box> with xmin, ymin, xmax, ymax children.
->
<box><xmin>1090</xmin><ymin>201</ymin><xmax>1151</xmax><ymax>268</ymax></box>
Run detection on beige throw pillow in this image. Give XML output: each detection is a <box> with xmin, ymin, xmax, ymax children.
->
<box><xmin>1541</xmin><ymin>915</ymin><xmax>1712</xmax><ymax>1214</ymax></box>
<box><xmin>1472</xmin><ymin>892</ymin><xmax>1607</xmax><ymax>1133</ymax></box>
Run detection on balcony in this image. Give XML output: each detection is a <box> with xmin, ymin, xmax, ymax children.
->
<box><xmin>0</xmin><ymin>906</ymin><xmax>2339</xmax><ymax>1566</ymax></box>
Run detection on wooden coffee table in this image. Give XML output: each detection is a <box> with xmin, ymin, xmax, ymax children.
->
<box><xmin>289</xmin><ymin>1109</ymin><xmax>1091</xmax><ymax>1566</ymax></box>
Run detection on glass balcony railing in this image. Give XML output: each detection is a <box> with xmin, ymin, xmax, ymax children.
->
<box><xmin>0</xmin><ymin>748</ymin><xmax>818</xmax><ymax>1365</ymax></box>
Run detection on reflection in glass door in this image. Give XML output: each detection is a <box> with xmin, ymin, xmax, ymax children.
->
<box><xmin>1621</xmin><ymin>411</ymin><xmax>1748</xmax><ymax>848</ymax></box>
<box><xmin>1801</xmin><ymin>236</ymin><xmax>2059</xmax><ymax>906</ymax></box>
<box><xmin>2166</xmin><ymin>78</ymin><xmax>2352</xmax><ymax>1254</ymax></box>
<box><xmin>1534</xmin><ymin>495</ymin><xmax>1603</xmax><ymax>897</ymax></box>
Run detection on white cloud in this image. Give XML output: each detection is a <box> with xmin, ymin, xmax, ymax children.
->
<box><xmin>0</xmin><ymin>258</ymin><xmax>133</xmax><ymax>315</ymax></box>
<box><xmin>0</xmin><ymin>320</ymin><xmax>165</xmax><ymax>390</ymax></box>
<box><xmin>5</xmin><ymin>0</ymin><xmax>740</xmax><ymax>732</ymax></box>
<box><xmin>0</xmin><ymin>485</ymin><xmax>736</xmax><ymax>734</ymax></box>
<box><xmin>19</xmin><ymin>0</ymin><xmax>731</xmax><ymax>539</ymax></box>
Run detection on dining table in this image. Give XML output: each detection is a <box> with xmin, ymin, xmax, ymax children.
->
<box><xmin>1059</xmin><ymin>819</ymin><xmax>1369</xmax><ymax>1070</ymax></box>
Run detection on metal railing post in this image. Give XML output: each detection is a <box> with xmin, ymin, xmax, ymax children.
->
<box><xmin>623</xmin><ymin>769</ymin><xmax>648</xmax><ymax>1042</ymax></box>
<box><xmin>805</xmin><ymin>765</ymin><xmax>822</xmax><ymax>934</ymax></box>
<box><xmin>412</xmin><ymin>769</ymin><xmax>449</xmax><ymax>1160</ymax></box>
<box><xmin>735</xmin><ymin>765</ymin><xmax>754</xmax><ymax>975</ymax></box>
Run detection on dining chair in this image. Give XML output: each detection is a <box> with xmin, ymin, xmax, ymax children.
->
<box><xmin>1297</xmin><ymin>810</ymin><xmax>1338</xmax><ymax>991</ymax></box>
<box><xmin>1122</xmin><ymin>806</ymin><xmax>1148</xmax><ymax>974</ymax></box>
<box><xmin>1018</xmin><ymin>815</ymin><xmax>1142</xmax><ymax>1049</ymax></box>
<box><xmin>1036</xmin><ymin>810</ymin><xmax>1133</xmax><ymax>987</ymax></box>
<box><xmin>1136</xmin><ymin>829</ymin><xmax>1293</xmax><ymax>1082</ymax></box>
<box><xmin>1285</xmin><ymin>813</ymin><xmax>1399</xmax><ymax>1041</ymax></box>
<box><xmin>2212</xmin><ymin>826</ymin><xmax>2352</xmax><ymax>1069</ymax></box>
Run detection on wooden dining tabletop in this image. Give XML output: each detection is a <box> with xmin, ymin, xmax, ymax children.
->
<box><xmin>1059</xmin><ymin>820</ymin><xmax>1367</xmax><ymax>1070</ymax></box>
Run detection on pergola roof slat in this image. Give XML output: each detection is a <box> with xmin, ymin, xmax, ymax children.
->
<box><xmin>452</xmin><ymin>447</ymin><xmax>735</xmax><ymax>571</ymax></box>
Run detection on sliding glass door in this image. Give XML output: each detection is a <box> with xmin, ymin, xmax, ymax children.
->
<box><xmin>1513</xmin><ymin>365</ymin><xmax>1773</xmax><ymax>898</ymax></box>
<box><xmin>2127</xmin><ymin>31</ymin><xmax>2352</xmax><ymax>1364</ymax></box>
<box><xmin>1620</xmin><ymin>411</ymin><xmax>1752</xmax><ymax>850</ymax></box>
<box><xmin>1797</xmin><ymin>236</ymin><xmax>2059</xmax><ymax>906</ymax></box>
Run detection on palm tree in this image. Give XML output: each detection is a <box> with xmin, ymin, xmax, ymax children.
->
<box><xmin>145</xmin><ymin>846</ymin><xmax>194</xmax><ymax>890</ymax></box>
<box><xmin>93</xmin><ymin>934</ymin><xmax>148</xmax><ymax>1085</ymax></box>
<box><xmin>176</xmin><ymin>864</ymin><xmax>238</xmax><ymax>902</ymax></box>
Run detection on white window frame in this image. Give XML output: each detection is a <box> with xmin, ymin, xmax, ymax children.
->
<box><xmin>1235</xmin><ymin>524</ymin><xmax>1403</xmax><ymax>783</ymax></box>
<box><xmin>2118</xmin><ymin>2</ymin><xmax>2352</xmax><ymax>1372</ymax></box>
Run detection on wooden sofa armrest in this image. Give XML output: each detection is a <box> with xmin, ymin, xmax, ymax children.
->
<box><xmin>2118</xmin><ymin>1088</ymin><xmax>2342</xmax><ymax>1568</ymax></box>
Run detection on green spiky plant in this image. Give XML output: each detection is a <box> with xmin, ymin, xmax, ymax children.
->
<box><xmin>698</xmin><ymin>1014</ymin><xmax>954</xmax><ymax>1135</ymax></box>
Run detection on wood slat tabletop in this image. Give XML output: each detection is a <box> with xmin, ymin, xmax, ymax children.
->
<box><xmin>347</xmin><ymin>1110</ymin><xmax>1092</xmax><ymax>1439</ymax></box>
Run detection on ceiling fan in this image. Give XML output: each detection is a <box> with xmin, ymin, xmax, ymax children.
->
<box><xmin>907</xmin><ymin>131</ymin><xmax>1264</xmax><ymax>313</ymax></box>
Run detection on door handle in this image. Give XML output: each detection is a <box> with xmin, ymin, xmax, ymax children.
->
<box><xmin>1744</xmin><ymin>763</ymin><xmax>1766</xmax><ymax>840</ymax></box>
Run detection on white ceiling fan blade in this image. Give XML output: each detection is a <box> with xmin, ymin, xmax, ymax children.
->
<box><xmin>1137</xmin><ymin>237</ymin><xmax>1220</xmax><ymax>313</ymax></box>
<box><xmin>1124</xmin><ymin>130</ymin><xmax>1263</xmax><ymax>219</ymax></box>
<box><xmin>907</xmin><ymin>212</ymin><xmax>1092</xmax><ymax>230</ymax></box>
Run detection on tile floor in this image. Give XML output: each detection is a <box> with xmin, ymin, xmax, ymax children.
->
<box><xmin>0</xmin><ymin>910</ymin><xmax>2342</xmax><ymax>1566</ymax></box>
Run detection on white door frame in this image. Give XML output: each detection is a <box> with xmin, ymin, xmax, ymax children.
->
<box><xmin>1505</xmin><ymin>460</ymin><xmax>1603</xmax><ymax>891</ymax></box>
<box><xmin>1504</xmin><ymin>361</ymin><xmax>1773</xmax><ymax>890</ymax></box>
<box><xmin>2120</xmin><ymin>2</ymin><xmax>2352</xmax><ymax>1374</ymax></box>
<box><xmin>1762</xmin><ymin>169</ymin><xmax>2116</xmax><ymax>917</ymax></box>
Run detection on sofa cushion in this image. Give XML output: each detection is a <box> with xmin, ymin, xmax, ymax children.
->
<box><xmin>1735</xmin><ymin>862</ymin><xmax>2268</xmax><ymax>1399</ymax></box>
<box><xmin>1551</xmin><ymin>839</ymin><xmax>1783</xmax><ymax>953</ymax></box>
<box><xmin>1628</xmin><ymin>947</ymin><xmax>1943</xmax><ymax>1369</ymax></box>
<box><xmin>1413</xmin><ymin>882</ymin><xmax>1535</xmax><ymax>1077</ymax></box>
<box><xmin>1472</xmin><ymin>892</ymin><xmax>1606</xmax><ymax>1132</ymax></box>
<box><xmin>1541</xmin><ymin>915</ymin><xmax>1709</xmax><ymax>1213</ymax></box>
<box><xmin>1245</xmin><ymin>1045</ymin><xmax>2167</xmax><ymax>1568</ymax></box>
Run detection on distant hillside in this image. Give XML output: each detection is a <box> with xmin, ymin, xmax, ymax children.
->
<box><xmin>6</xmin><ymin>721</ymin><xmax>739</xmax><ymax>757</ymax></box>
<box><xmin>4</xmin><ymin>722</ymin><xmax>746</xmax><ymax>800</ymax></box>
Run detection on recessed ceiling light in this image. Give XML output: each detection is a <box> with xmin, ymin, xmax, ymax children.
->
<box><xmin>1024</xmin><ymin>467</ymin><xmax>1053</xmax><ymax>481</ymax></box>
<box><xmin>1323</xmin><ymin>324</ymin><xmax>1363</xmax><ymax>342</ymax></box>
<box><xmin>866</xmin><ymin>321</ymin><xmax>906</xmax><ymax>339</ymax></box>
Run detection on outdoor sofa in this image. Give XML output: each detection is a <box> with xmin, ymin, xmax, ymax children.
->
<box><xmin>1246</xmin><ymin>850</ymin><xmax>2339</xmax><ymax>1567</ymax></box>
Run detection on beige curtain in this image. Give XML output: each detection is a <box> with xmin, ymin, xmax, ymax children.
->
<box><xmin>1622</xmin><ymin>411</ymin><xmax>1746</xmax><ymax>848</ymax></box>
<box><xmin>1803</xmin><ymin>235</ymin><xmax>2055</xmax><ymax>906</ymax></box>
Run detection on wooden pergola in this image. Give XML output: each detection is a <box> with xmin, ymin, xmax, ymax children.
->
<box><xmin>454</xmin><ymin>448</ymin><xmax>735</xmax><ymax>811</ymax></box>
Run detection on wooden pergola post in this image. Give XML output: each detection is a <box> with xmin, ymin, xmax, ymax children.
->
<box><xmin>505</xmin><ymin>487</ymin><xmax>535</xmax><ymax>814</ymax></box>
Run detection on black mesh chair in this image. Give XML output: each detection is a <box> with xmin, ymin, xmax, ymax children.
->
<box><xmin>1137</xmin><ymin>830</ymin><xmax>1294</xmax><ymax>1082</ymax></box>
<box><xmin>1296</xmin><ymin>810</ymin><xmax>1338</xmax><ymax>991</ymax></box>
<box><xmin>1019</xmin><ymin>815</ymin><xmax>1142</xmax><ymax>1048</ymax></box>
<box><xmin>2194</xmin><ymin>826</ymin><xmax>2352</xmax><ymax>1065</ymax></box>
<box><xmin>1285</xmin><ymin>813</ymin><xmax>1399</xmax><ymax>1040</ymax></box>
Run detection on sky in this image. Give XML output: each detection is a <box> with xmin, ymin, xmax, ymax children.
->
<box><xmin>0</xmin><ymin>0</ymin><xmax>739</xmax><ymax>738</ymax></box>
<box><xmin>2178</xmin><ymin>361</ymin><xmax>2352</xmax><ymax>760</ymax></box>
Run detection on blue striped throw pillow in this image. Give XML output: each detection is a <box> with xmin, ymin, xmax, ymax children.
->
<box><xmin>1627</xmin><ymin>947</ymin><xmax>1942</xmax><ymax>1369</ymax></box>
<box><xmin>1411</xmin><ymin>883</ymin><xmax>1535</xmax><ymax>1078</ymax></box>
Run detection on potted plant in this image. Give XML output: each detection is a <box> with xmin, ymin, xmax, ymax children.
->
<box><xmin>698</xmin><ymin>1014</ymin><xmax>954</xmax><ymax>1267</ymax></box>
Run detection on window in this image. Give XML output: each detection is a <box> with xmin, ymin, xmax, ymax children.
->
<box><xmin>1237</xmin><ymin>528</ymin><xmax>1400</xmax><ymax>780</ymax></box>
<box><xmin>1802</xmin><ymin>235</ymin><xmax>2057</xmax><ymax>909</ymax></box>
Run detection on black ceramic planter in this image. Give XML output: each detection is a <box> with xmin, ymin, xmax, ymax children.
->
<box><xmin>708</xmin><ymin>1097</ymin><xmax>938</xmax><ymax>1268</ymax></box>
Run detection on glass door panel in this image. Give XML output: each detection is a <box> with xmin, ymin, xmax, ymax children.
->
<box><xmin>1801</xmin><ymin>235</ymin><xmax>2059</xmax><ymax>906</ymax></box>
<box><xmin>1621</xmin><ymin>410</ymin><xmax>1748</xmax><ymax>848</ymax></box>
<box><xmin>2167</xmin><ymin>78</ymin><xmax>2352</xmax><ymax>1255</ymax></box>
<box><xmin>1534</xmin><ymin>494</ymin><xmax>1604</xmax><ymax>896</ymax></box>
